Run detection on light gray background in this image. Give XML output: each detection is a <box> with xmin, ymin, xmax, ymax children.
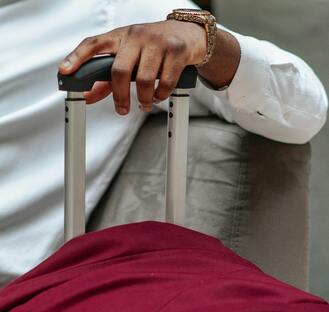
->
<box><xmin>211</xmin><ymin>0</ymin><xmax>329</xmax><ymax>300</ymax></box>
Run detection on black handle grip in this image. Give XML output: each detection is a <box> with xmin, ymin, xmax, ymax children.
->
<box><xmin>57</xmin><ymin>55</ymin><xmax>198</xmax><ymax>92</ymax></box>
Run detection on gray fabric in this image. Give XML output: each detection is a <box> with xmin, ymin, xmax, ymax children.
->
<box><xmin>87</xmin><ymin>113</ymin><xmax>311</xmax><ymax>290</ymax></box>
<box><xmin>214</xmin><ymin>0</ymin><xmax>329</xmax><ymax>298</ymax></box>
<box><xmin>228</xmin><ymin>130</ymin><xmax>311</xmax><ymax>290</ymax></box>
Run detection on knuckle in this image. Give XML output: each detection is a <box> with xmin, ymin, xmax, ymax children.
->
<box><xmin>148</xmin><ymin>31</ymin><xmax>162</xmax><ymax>43</ymax></box>
<box><xmin>111</xmin><ymin>65</ymin><xmax>130</xmax><ymax>80</ymax></box>
<box><xmin>159</xmin><ymin>78</ymin><xmax>176</xmax><ymax>91</ymax></box>
<box><xmin>82</xmin><ymin>36</ymin><xmax>99</xmax><ymax>46</ymax></box>
<box><xmin>127</xmin><ymin>24</ymin><xmax>145</xmax><ymax>36</ymax></box>
<box><xmin>136</xmin><ymin>76</ymin><xmax>154</xmax><ymax>88</ymax></box>
<box><xmin>166</xmin><ymin>36</ymin><xmax>187</xmax><ymax>55</ymax></box>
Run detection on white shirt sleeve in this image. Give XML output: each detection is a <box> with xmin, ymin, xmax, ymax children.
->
<box><xmin>118</xmin><ymin>0</ymin><xmax>328</xmax><ymax>144</ymax></box>
<box><xmin>194</xmin><ymin>26</ymin><xmax>328</xmax><ymax>144</ymax></box>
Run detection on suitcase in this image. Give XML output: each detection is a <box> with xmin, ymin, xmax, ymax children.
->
<box><xmin>58</xmin><ymin>56</ymin><xmax>198</xmax><ymax>242</ymax></box>
<box><xmin>1</xmin><ymin>57</ymin><xmax>327</xmax><ymax>312</ymax></box>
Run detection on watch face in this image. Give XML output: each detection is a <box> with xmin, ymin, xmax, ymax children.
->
<box><xmin>173</xmin><ymin>8</ymin><xmax>211</xmax><ymax>15</ymax></box>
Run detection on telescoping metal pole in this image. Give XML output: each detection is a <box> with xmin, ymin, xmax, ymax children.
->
<box><xmin>64</xmin><ymin>92</ymin><xmax>86</xmax><ymax>242</ymax></box>
<box><xmin>58</xmin><ymin>55</ymin><xmax>197</xmax><ymax>242</ymax></box>
<box><xmin>165</xmin><ymin>89</ymin><xmax>190</xmax><ymax>226</ymax></box>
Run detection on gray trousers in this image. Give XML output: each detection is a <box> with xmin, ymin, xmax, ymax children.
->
<box><xmin>87</xmin><ymin>113</ymin><xmax>311</xmax><ymax>291</ymax></box>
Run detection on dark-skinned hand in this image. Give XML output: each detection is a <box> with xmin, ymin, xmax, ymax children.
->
<box><xmin>59</xmin><ymin>17</ymin><xmax>241</xmax><ymax>115</ymax></box>
<box><xmin>59</xmin><ymin>20</ymin><xmax>207</xmax><ymax>115</ymax></box>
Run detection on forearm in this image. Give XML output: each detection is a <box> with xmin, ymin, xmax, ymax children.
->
<box><xmin>197</xmin><ymin>28</ymin><xmax>241</xmax><ymax>89</ymax></box>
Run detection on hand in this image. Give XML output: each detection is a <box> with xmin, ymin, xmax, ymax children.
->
<box><xmin>59</xmin><ymin>20</ymin><xmax>207</xmax><ymax>115</ymax></box>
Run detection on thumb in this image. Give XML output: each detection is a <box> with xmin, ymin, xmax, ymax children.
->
<box><xmin>58</xmin><ymin>30</ymin><xmax>121</xmax><ymax>75</ymax></box>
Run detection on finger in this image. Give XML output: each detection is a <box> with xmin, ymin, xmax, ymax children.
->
<box><xmin>154</xmin><ymin>53</ymin><xmax>186</xmax><ymax>102</ymax></box>
<box><xmin>136</xmin><ymin>47</ymin><xmax>163</xmax><ymax>112</ymax></box>
<box><xmin>84</xmin><ymin>81</ymin><xmax>112</xmax><ymax>104</ymax></box>
<box><xmin>59</xmin><ymin>31</ymin><xmax>120</xmax><ymax>74</ymax></box>
<box><xmin>111</xmin><ymin>42</ymin><xmax>141</xmax><ymax>115</ymax></box>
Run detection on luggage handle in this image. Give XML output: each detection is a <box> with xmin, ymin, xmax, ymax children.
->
<box><xmin>58</xmin><ymin>55</ymin><xmax>198</xmax><ymax>91</ymax></box>
<box><xmin>57</xmin><ymin>55</ymin><xmax>198</xmax><ymax>242</ymax></box>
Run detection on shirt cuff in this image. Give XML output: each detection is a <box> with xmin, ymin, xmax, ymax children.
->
<box><xmin>197</xmin><ymin>74</ymin><xmax>229</xmax><ymax>91</ymax></box>
<box><xmin>198</xmin><ymin>30</ymin><xmax>271</xmax><ymax>114</ymax></box>
<box><xmin>226</xmin><ymin>32</ymin><xmax>270</xmax><ymax>113</ymax></box>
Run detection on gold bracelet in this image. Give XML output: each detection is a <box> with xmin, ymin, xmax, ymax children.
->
<box><xmin>166</xmin><ymin>9</ymin><xmax>217</xmax><ymax>67</ymax></box>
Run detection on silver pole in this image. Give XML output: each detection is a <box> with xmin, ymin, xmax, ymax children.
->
<box><xmin>64</xmin><ymin>92</ymin><xmax>86</xmax><ymax>242</ymax></box>
<box><xmin>165</xmin><ymin>88</ymin><xmax>190</xmax><ymax>226</ymax></box>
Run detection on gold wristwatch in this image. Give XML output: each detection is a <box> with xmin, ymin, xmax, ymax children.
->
<box><xmin>166</xmin><ymin>8</ymin><xmax>217</xmax><ymax>67</ymax></box>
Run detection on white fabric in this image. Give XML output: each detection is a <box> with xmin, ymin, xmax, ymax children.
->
<box><xmin>0</xmin><ymin>0</ymin><xmax>327</xmax><ymax>283</ymax></box>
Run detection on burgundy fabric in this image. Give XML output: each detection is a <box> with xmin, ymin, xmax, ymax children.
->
<box><xmin>0</xmin><ymin>221</ymin><xmax>328</xmax><ymax>312</ymax></box>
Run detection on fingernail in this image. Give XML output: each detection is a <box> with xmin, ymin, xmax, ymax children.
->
<box><xmin>61</xmin><ymin>60</ymin><xmax>72</xmax><ymax>68</ymax></box>
<box><xmin>138</xmin><ymin>103</ymin><xmax>152</xmax><ymax>112</ymax></box>
<box><xmin>143</xmin><ymin>106</ymin><xmax>153</xmax><ymax>112</ymax></box>
<box><xmin>153</xmin><ymin>97</ymin><xmax>161</xmax><ymax>104</ymax></box>
<box><xmin>117</xmin><ymin>107</ymin><xmax>128</xmax><ymax>115</ymax></box>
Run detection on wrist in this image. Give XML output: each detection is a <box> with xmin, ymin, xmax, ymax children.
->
<box><xmin>197</xmin><ymin>28</ymin><xmax>241</xmax><ymax>89</ymax></box>
<box><xmin>164</xmin><ymin>19</ymin><xmax>207</xmax><ymax>65</ymax></box>
<box><xmin>166</xmin><ymin>9</ymin><xmax>217</xmax><ymax>67</ymax></box>
<box><xmin>185</xmin><ymin>21</ymin><xmax>208</xmax><ymax>65</ymax></box>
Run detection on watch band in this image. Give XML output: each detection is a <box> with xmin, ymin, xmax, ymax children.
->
<box><xmin>166</xmin><ymin>9</ymin><xmax>217</xmax><ymax>68</ymax></box>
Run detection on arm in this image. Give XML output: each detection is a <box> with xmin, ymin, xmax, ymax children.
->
<box><xmin>128</xmin><ymin>0</ymin><xmax>328</xmax><ymax>143</ymax></box>
<box><xmin>59</xmin><ymin>0</ymin><xmax>328</xmax><ymax>144</ymax></box>
<box><xmin>194</xmin><ymin>26</ymin><xmax>328</xmax><ymax>144</ymax></box>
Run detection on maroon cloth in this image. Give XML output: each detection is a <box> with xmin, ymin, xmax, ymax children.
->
<box><xmin>0</xmin><ymin>221</ymin><xmax>328</xmax><ymax>312</ymax></box>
